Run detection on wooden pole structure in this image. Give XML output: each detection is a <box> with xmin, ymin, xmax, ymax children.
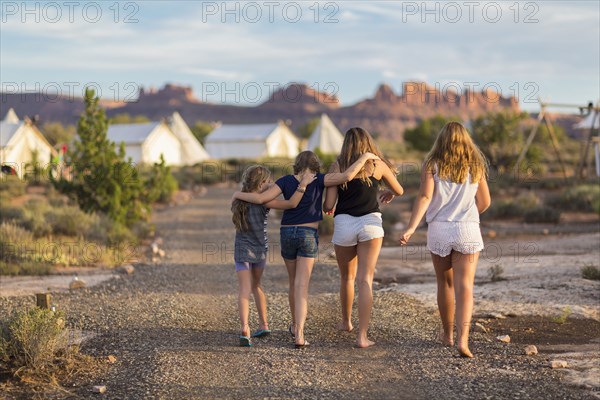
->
<box><xmin>576</xmin><ymin>108</ymin><xmax>600</xmax><ymax>179</ymax></box>
<box><xmin>542</xmin><ymin>113</ymin><xmax>568</xmax><ymax>179</ymax></box>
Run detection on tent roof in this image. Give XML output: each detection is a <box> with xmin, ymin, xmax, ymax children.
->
<box><xmin>2</xmin><ymin>108</ymin><xmax>19</xmax><ymax>124</ymax></box>
<box><xmin>107</xmin><ymin>122</ymin><xmax>162</xmax><ymax>144</ymax></box>
<box><xmin>167</xmin><ymin>112</ymin><xmax>210</xmax><ymax>160</ymax></box>
<box><xmin>0</xmin><ymin>121</ymin><xmax>22</xmax><ymax>147</ymax></box>
<box><xmin>573</xmin><ymin>111</ymin><xmax>600</xmax><ymax>129</ymax></box>
<box><xmin>206</xmin><ymin>123</ymin><xmax>280</xmax><ymax>142</ymax></box>
<box><xmin>306</xmin><ymin>114</ymin><xmax>344</xmax><ymax>154</ymax></box>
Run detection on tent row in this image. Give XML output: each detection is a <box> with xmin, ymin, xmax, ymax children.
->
<box><xmin>0</xmin><ymin>110</ymin><xmax>344</xmax><ymax>172</ymax></box>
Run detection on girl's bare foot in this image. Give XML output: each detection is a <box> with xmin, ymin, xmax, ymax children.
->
<box><xmin>437</xmin><ymin>329</ymin><xmax>454</xmax><ymax>347</ymax></box>
<box><xmin>337</xmin><ymin>321</ymin><xmax>354</xmax><ymax>332</ymax></box>
<box><xmin>458</xmin><ymin>345</ymin><xmax>474</xmax><ymax>358</ymax></box>
<box><xmin>356</xmin><ymin>337</ymin><xmax>375</xmax><ymax>348</ymax></box>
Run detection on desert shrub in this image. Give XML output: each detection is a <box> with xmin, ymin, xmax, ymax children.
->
<box><xmin>581</xmin><ymin>264</ymin><xmax>600</xmax><ymax>281</ymax></box>
<box><xmin>488</xmin><ymin>264</ymin><xmax>506</xmax><ymax>282</ymax></box>
<box><xmin>319</xmin><ymin>213</ymin><xmax>334</xmax><ymax>236</ymax></box>
<box><xmin>143</xmin><ymin>155</ymin><xmax>178</xmax><ymax>204</ymax></box>
<box><xmin>45</xmin><ymin>205</ymin><xmax>97</xmax><ymax>237</ymax></box>
<box><xmin>0</xmin><ymin>308</ymin><xmax>69</xmax><ymax>372</ymax></box>
<box><xmin>381</xmin><ymin>208</ymin><xmax>399</xmax><ymax>242</ymax></box>
<box><xmin>0</xmin><ymin>204</ymin><xmax>24</xmax><ymax>223</ymax></box>
<box><xmin>523</xmin><ymin>207</ymin><xmax>561</xmax><ymax>224</ymax></box>
<box><xmin>547</xmin><ymin>184</ymin><xmax>600</xmax><ymax>214</ymax></box>
<box><xmin>0</xmin><ymin>222</ymin><xmax>34</xmax><ymax>262</ymax></box>
<box><xmin>483</xmin><ymin>200</ymin><xmax>525</xmax><ymax>220</ymax></box>
<box><xmin>20</xmin><ymin>199</ymin><xmax>53</xmax><ymax>237</ymax></box>
<box><xmin>0</xmin><ymin>261</ymin><xmax>51</xmax><ymax>276</ymax></box>
<box><xmin>0</xmin><ymin>176</ymin><xmax>26</xmax><ymax>197</ymax></box>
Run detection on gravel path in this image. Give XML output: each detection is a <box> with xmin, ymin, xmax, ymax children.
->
<box><xmin>1</xmin><ymin>187</ymin><xmax>596</xmax><ymax>399</ymax></box>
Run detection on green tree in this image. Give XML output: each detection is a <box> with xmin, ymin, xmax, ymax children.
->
<box><xmin>191</xmin><ymin>121</ymin><xmax>214</xmax><ymax>144</ymax></box>
<box><xmin>471</xmin><ymin>111</ymin><xmax>529</xmax><ymax>169</ymax></box>
<box><xmin>297</xmin><ymin>118</ymin><xmax>320</xmax><ymax>140</ymax></box>
<box><xmin>403</xmin><ymin>115</ymin><xmax>458</xmax><ymax>152</ymax></box>
<box><xmin>52</xmin><ymin>88</ymin><xmax>148</xmax><ymax>227</ymax></box>
<box><xmin>143</xmin><ymin>154</ymin><xmax>178</xmax><ymax>204</ymax></box>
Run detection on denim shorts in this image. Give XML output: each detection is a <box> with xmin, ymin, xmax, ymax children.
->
<box><xmin>280</xmin><ymin>226</ymin><xmax>319</xmax><ymax>260</ymax></box>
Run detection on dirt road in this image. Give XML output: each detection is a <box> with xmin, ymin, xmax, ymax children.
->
<box><xmin>1</xmin><ymin>187</ymin><xmax>596</xmax><ymax>399</ymax></box>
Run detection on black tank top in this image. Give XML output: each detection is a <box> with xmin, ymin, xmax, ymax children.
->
<box><xmin>334</xmin><ymin>177</ymin><xmax>381</xmax><ymax>217</ymax></box>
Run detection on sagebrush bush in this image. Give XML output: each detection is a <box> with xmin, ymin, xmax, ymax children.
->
<box><xmin>0</xmin><ymin>308</ymin><xmax>69</xmax><ymax>372</ymax></box>
<box><xmin>0</xmin><ymin>176</ymin><xmax>26</xmax><ymax>197</ymax></box>
<box><xmin>319</xmin><ymin>213</ymin><xmax>334</xmax><ymax>236</ymax></box>
<box><xmin>45</xmin><ymin>205</ymin><xmax>97</xmax><ymax>237</ymax></box>
<box><xmin>523</xmin><ymin>207</ymin><xmax>561</xmax><ymax>223</ymax></box>
<box><xmin>547</xmin><ymin>184</ymin><xmax>600</xmax><ymax>214</ymax></box>
<box><xmin>581</xmin><ymin>264</ymin><xmax>600</xmax><ymax>281</ymax></box>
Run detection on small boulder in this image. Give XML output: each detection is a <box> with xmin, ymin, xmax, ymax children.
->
<box><xmin>69</xmin><ymin>277</ymin><xmax>86</xmax><ymax>290</ymax></box>
<box><xmin>92</xmin><ymin>385</ymin><xmax>107</xmax><ymax>393</ymax></box>
<box><xmin>496</xmin><ymin>335</ymin><xmax>511</xmax><ymax>343</ymax></box>
<box><xmin>550</xmin><ymin>360</ymin><xmax>568</xmax><ymax>369</ymax></box>
<box><xmin>118</xmin><ymin>265</ymin><xmax>135</xmax><ymax>275</ymax></box>
<box><xmin>473</xmin><ymin>322</ymin><xmax>489</xmax><ymax>333</ymax></box>
<box><xmin>523</xmin><ymin>345</ymin><xmax>538</xmax><ymax>355</ymax></box>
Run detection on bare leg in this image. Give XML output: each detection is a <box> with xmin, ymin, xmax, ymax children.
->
<box><xmin>283</xmin><ymin>258</ymin><xmax>297</xmax><ymax>330</ymax></box>
<box><xmin>293</xmin><ymin>257</ymin><xmax>315</xmax><ymax>345</ymax></box>
<box><xmin>355</xmin><ymin>238</ymin><xmax>383</xmax><ymax>348</ymax></box>
<box><xmin>334</xmin><ymin>245</ymin><xmax>357</xmax><ymax>332</ymax></box>
<box><xmin>431</xmin><ymin>253</ymin><xmax>454</xmax><ymax>346</ymax></box>
<box><xmin>452</xmin><ymin>250</ymin><xmax>479</xmax><ymax>358</ymax></box>
<box><xmin>237</xmin><ymin>270</ymin><xmax>252</xmax><ymax>337</ymax></box>
<box><xmin>251</xmin><ymin>266</ymin><xmax>269</xmax><ymax>331</ymax></box>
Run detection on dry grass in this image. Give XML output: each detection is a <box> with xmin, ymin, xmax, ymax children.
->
<box><xmin>0</xmin><ymin>307</ymin><xmax>107</xmax><ymax>398</ymax></box>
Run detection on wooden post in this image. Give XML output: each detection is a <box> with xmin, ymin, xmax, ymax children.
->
<box><xmin>36</xmin><ymin>293</ymin><xmax>51</xmax><ymax>309</ymax></box>
<box><xmin>542</xmin><ymin>113</ymin><xmax>568</xmax><ymax>180</ymax></box>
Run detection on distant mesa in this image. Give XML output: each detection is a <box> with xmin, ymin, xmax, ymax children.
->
<box><xmin>1</xmin><ymin>80</ymin><xmax>521</xmax><ymax>140</ymax></box>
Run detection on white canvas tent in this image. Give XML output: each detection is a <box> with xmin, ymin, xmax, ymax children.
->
<box><xmin>0</xmin><ymin>108</ymin><xmax>56</xmax><ymax>178</ymax></box>
<box><xmin>573</xmin><ymin>109</ymin><xmax>600</xmax><ymax>129</ymax></box>
<box><xmin>205</xmin><ymin>121</ymin><xmax>299</xmax><ymax>159</ymax></box>
<box><xmin>573</xmin><ymin>107</ymin><xmax>600</xmax><ymax>177</ymax></box>
<box><xmin>305</xmin><ymin>113</ymin><xmax>344</xmax><ymax>154</ymax></box>
<box><xmin>107</xmin><ymin>121</ymin><xmax>182</xmax><ymax>166</ymax></box>
<box><xmin>167</xmin><ymin>112</ymin><xmax>211</xmax><ymax>164</ymax></box>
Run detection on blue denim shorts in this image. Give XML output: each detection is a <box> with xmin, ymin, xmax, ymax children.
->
<box><xmin>280</xmin><ymin>226</ymin><xmax>319</xmax><ymax>260</ymax></box>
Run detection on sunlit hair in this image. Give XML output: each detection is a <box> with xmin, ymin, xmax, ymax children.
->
<box><xmin>337</xmin><ymin>127</ymin><xmax>396</xmax><ymax>188</ymax></box>
<box><xmin>424</xmin><ymin>121</ymin><xmax>488</xmax><ymax>184</ymax></box>
<box><xmin>232</xmin><ymin>165</ymin><xmax>271</xmax><ymax>231</ymax></box>
<box><xmin>293</xmin><ymin>151</ymin><xmax>321</xmax><ymax>174</ymax></box>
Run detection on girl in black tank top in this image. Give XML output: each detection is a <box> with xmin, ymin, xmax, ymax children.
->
<box><xmin>334</xmin><ymin>177</ymin><xmax>381</xmax><ymax>217</ymax></box>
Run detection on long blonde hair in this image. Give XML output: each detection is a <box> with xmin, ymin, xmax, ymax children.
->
<box><xmin>232</xmin><ymin>165</ymin><xmax>271</xmax><ymax>231</ymax></box>
<box><xmin>338</xmin><ymin>127</ymin><xmax>395</xmax><ymax>188</ymax></box>
<box><xmin>424</xmin><ymin>121</ymin><xmax>488</xmax><ymax>184</ymax></box>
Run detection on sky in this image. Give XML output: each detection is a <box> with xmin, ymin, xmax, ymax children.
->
<box><xmin>1</xmin><ymin>0</ymin><xmax>599</xmax><ymax>111</ymax></box>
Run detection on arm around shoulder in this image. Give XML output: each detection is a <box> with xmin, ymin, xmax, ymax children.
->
<box><xmin>381</xmin><ymin>163</ymin><xmax>404</xmax><ymax>196</ymax></box>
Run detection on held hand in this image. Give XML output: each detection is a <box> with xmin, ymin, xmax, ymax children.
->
<box><xmin>324</xmin><ymin>208</ymin><xmax>334</xmax><ymax>215</ymax></box>
<box><xmin>399</xmin><ymin>230</ymin><xmax>414</xmax><ymax>246</ymax></box>
<box><xmin>379</xmin><ymin>189</ymin><xmax>395</xmax><ymax>204</ymax></box>
<box><xmin>362</xmin><ymin>152</ymin><xmax>381</xmax><ymax>161</ymax></box>
<box><xmin>300</xmin><ymin>172</ymin><xmax>317</xmax><ymax>186</ymax></box>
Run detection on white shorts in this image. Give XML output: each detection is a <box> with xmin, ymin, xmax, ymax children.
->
<box><xmin>332</xmin><ymin>212</ymin><xmax>384</xmax><ymax>247</ymax></box>
<box><xmin>427</xmin><ymin>221</ymin><xmax>484</xmax><ymax>257</ymax></box>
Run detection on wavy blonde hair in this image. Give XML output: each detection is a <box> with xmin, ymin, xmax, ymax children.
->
<box><xmin>232</xmin><ymin>165</ymin><xmax>271</xmax><ymax>231</ymax></box>
<box><xmin>424</xmin><ymin>122</ymin><xmax>488</xmax><ymax>184</ymax></box>
<box><xmin>338</xmin><ymin>127</ymin><xmax>396</xmax><ymax>188</ymax></box>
